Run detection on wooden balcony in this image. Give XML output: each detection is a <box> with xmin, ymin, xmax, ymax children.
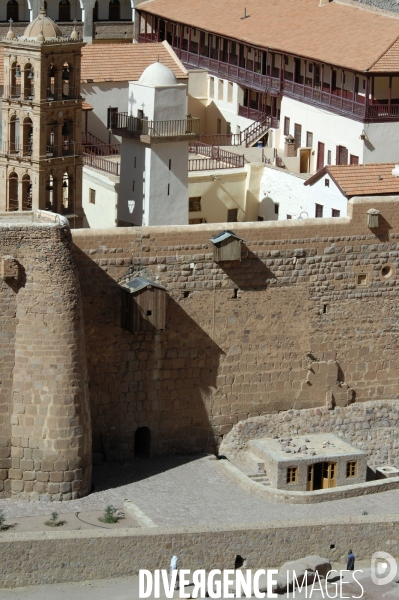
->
<box><xmin>176</xmin><ymin>49</ymin><xmax>281</xmax><ymax>95</ymax></box>
<box><xmin>112</xmin><ymin>113</ymin><xmax>200</xmax><ymax>142</ymax></box>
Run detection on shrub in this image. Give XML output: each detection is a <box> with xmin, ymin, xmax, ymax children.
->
<box><xmin>100</xmin><ymin>505</ymin><xmax>118</xmax><ymax>524</ymax></box>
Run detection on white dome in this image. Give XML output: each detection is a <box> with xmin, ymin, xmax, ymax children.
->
<box><xmin>139</xmin><ymin>62</ymin><xmax>178</xmax><ymax>87</ymax></box>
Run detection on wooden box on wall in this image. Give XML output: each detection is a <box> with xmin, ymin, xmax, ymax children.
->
<box><xmin>121</xmin><ymin>277</ymin><xmax>166</xmax><ymax>333</ymax></box>
<box><xmin>210</xmin><ymin>230</ymin><xmax>245</xmax><ymax>262</ymax></box>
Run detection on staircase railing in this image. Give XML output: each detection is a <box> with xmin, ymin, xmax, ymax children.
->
<box><xmin>82</xmin><ymin>131</ymin><xmax>121</xmax><ymax>156</ymax></box>
<box><xmin>199</xmin><ymin>113</ymin><xmax>271</xmax><ymax>147</ymax></box>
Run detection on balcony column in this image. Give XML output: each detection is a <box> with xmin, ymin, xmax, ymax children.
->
<box><xmin>144</xmin><ymin>12</ymin><xmax>148</xmax><ymax>39</ymax></box>
<box><xmin>217</xmin><ymin>36</ymin><xmax>220</xmax><ymax>63</ymax></box>
<box><xmin>172</xmin><ymin>22</ymin><xmax>175</xmax><ymax>48</ymax></box>
<box><xmin>188</xmin><ymin>27</ymin><xmax>191</xmax><ymax>55</ymax></box>
<box><xmin>312</xmin><ymin>63</ymin><xmax>315</xmax><ymax>88</ymax></box>
<box><xmin>17</xmin><ymin>179</ymin><xmax>23</xmax><ymax>212</ymax></box>
<box><xmin>341</xmin><ymin>70</ymin><xmax>344</xmax><ymax>98</ymax></box>
<box><xmin>245</xmin><ymin>45</ymin><xmax>248</xmax><ymax>70</ymax></box>
<box><xmin>330</xmin><ymin>68</ymin><xmax>333</xmax><ymax>94</ymax></box>
<box><xmin>353</xmin><ymin>73</ymin><xmax>357</xmax><ymax>104</ymax></box>
<box><xmin>389</xmin><ymin>76</ymin><xmax>392</xmax><ymax>115</ymax></box>
<box><xmin>179</xmin><ymin>24</ymin><xmax>183</xmax><ymax>52</ymax></box>
<box><xmin>321</xmin><ymin>64</ymin><xmax>324</xmax><ymax>92</ymax></box>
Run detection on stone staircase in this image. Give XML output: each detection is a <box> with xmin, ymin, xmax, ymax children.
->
<box><xmin>248</xmin><ymin>473</ymin><xmax>271</xmax><ymax>487</ymax></box>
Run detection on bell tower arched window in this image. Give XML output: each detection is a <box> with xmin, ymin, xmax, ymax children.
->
<box><xmin>7</xmin><ymin>1</ymin><xmax>19</xmax><ymax>23</ymax></box>
<box><xmin>8</xmin><ymin>172</ymin><xmax>18</xmax><ymax>211</ymax></box>
<box><xmin>59</xmin><ymin>0</ymin><xmax>71</xmax><ymax>21</ymax></box>
<box><xmin>22</xmin><ymin>175</ymin><xmax>32</xmax><ymax>211</ymax></box>
<box><xmin>109</xmin><ymin>0</ymin><xmax>120</xmax><ymax>21</ymax></box>
<box><xmin>93</xmin><ymin>1</ymin><xmax>99</xmax><ymax>21</ymax></box>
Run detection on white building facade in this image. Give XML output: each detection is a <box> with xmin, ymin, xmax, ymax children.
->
<box><xmin>115</xmin><ymin>62</ymin><xmax>198</xmax><ymax>226</ymax></box>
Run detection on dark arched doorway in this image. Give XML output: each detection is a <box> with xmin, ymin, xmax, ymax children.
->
<box><xmin>7</xmin><ymin>1</ymin><xmax>19</xmax><ymax>23</ymax></box>
<box><xmin>134</xmin><ymin>427</ymin><xmax>150</xmax><ymax>458</ymax></box>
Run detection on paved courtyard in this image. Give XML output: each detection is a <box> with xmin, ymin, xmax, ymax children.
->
<box><xmin>0</xmin><ymin>455</ymin><xmax>399</xmax><ymax>526</ymax></box>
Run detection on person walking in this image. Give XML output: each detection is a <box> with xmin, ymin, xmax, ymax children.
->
<box><xmin>347</xmin><ymin>549</ymin><xmax>355</xmax><ymax>570</ymax></box>
<box><xmin>170</xmin><ymin>555</ymin><xmax>179</xmax><ymax>590</ymax></box>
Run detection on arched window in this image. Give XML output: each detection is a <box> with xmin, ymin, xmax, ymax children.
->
<box><xmin>93</xmin><ymin>1</ymin><xmax>99</xmax><ymax>21</ymax></box>
<box><xmin>62</xmin><ymin>62</ymin><xmax>72</xmax><ymax>99</ymax></box>
<box><xmin>47</xmin><ymin>63</ymin><xmax>55</xmax><ymax>100</ymax></box>
<box><xmin>23</xmin><ymin>63</ymin><xmax>34</xmax><ymax>101</ymax></box>
<box><xmin>109</xmin><ymin>0</ymin><xmax>120</xmax><ymax>21</ymax></box>
<box><xmin>59</xmin><ymin>0</ymin><xmax>70</xmax><ymax>21</ymax></box>
<box><xmin>11</xmin><ymin>61</ymin><xmax>21</xmax><ymax>99</ymax></box>
<box><xmin>62</xmin><ymin>172</ymin><xmax>72</xmax><ymax>213</ymax></box>
<box><xmin>45</xmin><ymin>174</ymin><xmax>55</xmax><ymax>211</ymax></box>
<box><xmin>22</xmin><ymin>117</ymin><xmax>33</xmax><ymax>156</ymax></box>
<box><xmin>62</xmin><ymin>119</ymin><xmax>73</xmax><ymax>156</ymax></box>
<box><xmin>8</xmin><ymin>172</ymin><xmax>18</xmax><ymax>211</ymax></box>
<box><xmin>9</xmin><ymin>115</ymin><xmax>20</xmax><ymax>154</ymax></box>
<box><xmin>7</xmin><ymin>1</ymin><xmax>19</xmax><ymax>23</ymax></box>
<box><xmin>22</xmin><ymin>175</ymin><xmax>32</xmax><ymax>211</ymax></box>
<box><xmin>134</xmin><ymin>427</ymin><xmax>151</xmax><ymax>458</ymax></box>
<box><xmin>46</xmin><ymin>119</ymin><xmax>57</xmax><ymax>156</ymax></box>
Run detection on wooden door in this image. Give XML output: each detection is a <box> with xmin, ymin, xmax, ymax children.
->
<box><xmin>307</xmin><ymin>464</ymin><xmax>314</xmax><ymax>491</ymax></box>
<box><xmin>350</xmin><ymin>154</ymin><xmax>359</xmax><ymax>165</ymax></box>
<box><xmin>322</xmin><ymin>462</ymin><xmax>336</xmax><ymax>489</ymax></box>
<box><xmin>317</xmin><ymin>142</ymin><xmax>325</xmax><ymax>171</ymax></box>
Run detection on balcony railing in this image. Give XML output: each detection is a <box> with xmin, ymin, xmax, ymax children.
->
<box><xmin>1</xmin><ymin>142</ymin><xmax>33</xmax><ymax>159</ymax></box>
<box><xmin>189</xmin><ymin>142</ymin><xmax>245</xmax><ymax>169</ymax></box>
<box><xmin>46</xmin><ymin>86</ymin><xmax>81</xmax><ymax>102</ymax></box>
<box><xmin>112</xmin><ymin>113</ymin><xmax>200</xmax><ymax>138</ymax></box>
<box><xmin>83</xmin><ymin>153</ymin><xmax>120</xmax><ymax>176</ymax></box>
<box><xmin>82</xmin><ymin>131</ymin><xmax>121</xmax><ymax>155</ymax></box>
<box><xmin>46</xmin><ymin>142</ymin><xmax>81</xmax><ymax>158</ymax></box>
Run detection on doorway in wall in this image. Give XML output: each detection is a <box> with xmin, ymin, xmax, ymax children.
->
<box><xmin>134</xmin><ymin>427</ymin><xmax>151</xmax><ymax>458</ymax></box>
<box><xmin>307</xmin><ymin>461</ymin><xmax>336</xmax><ymax>491</ymax></box>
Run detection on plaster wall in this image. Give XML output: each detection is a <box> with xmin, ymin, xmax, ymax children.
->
<box><xmin>188</xmin><ymin>163</ymin><xmax>262</xmax><ymax>224</ymax></box>
<box><xmin>363</xmin><ymin>121</ymin><xmax>399</xmax><ymax>163</ymax></box>
<box><xmin>118</xmin><ymin>137</ymin><xmax>145</xmax><ymax>225</ymax></box>
<box><xmin>81</xmin><ymin>82</ymin><xmax>127</xmax><ymax>144</ymax></box>
<box><xmin>146</xmin><ymin>141</ymin><xmax>189</xmax><ymax>226</ymax></box>
<box><xmin>259</xmin><ymin>165</ymin><xmax>348</xmax><ymax>221</ymax></box>
<box><xmin>82</xmin><ymin>166</ymin><xmax>119</xmax><ymax>228</ymax></box>
<box><xmin>278</xmin><ymin>96</ymin><xmax>364</xmax><ymax>171</ymax></box>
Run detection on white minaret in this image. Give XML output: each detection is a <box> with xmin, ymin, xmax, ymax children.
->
<box><xmin>118</xmin><ymin>62</ymin><xmax>195</xmax><ymax>226</ymax></box>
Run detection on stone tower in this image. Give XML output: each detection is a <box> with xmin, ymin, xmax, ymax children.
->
<box><xmin>0</xmin><ymin>6</ymin><xmax>85</xmax><ymax>228</ymax></box>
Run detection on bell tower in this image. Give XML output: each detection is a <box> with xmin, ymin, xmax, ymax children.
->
<box><xmin>0</xmin><ymin>6</ymin><xmax>85</xmax><ymax>228</ymax></box>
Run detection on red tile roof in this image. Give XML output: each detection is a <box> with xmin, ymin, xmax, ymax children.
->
<box><xmin>305</xmin><ymin>163</ymin><xmax>399</xmax><ymax>197</ymax></box>
<box><xmin>139</xmin><ymin>0</ymin><xmax>399</xmax><ymax>72</ymax></box>
<box><xmin>81</xmin><ymin>41</ymin><xmax>188</xmax><ymax>83</ymax></box>
<box><xmin>0</xmin><ymin>41</ymin><xmax>187</xmax><ymax>86</ymax></box>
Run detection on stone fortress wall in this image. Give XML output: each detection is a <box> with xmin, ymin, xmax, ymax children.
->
<box><xmin>0</xmin><ymin>212</ymin><xmax>91</xmax><ymax>501</ymax></box>
<box><xmin>72</xmin><ymin>196</ymin><xmax>399</xmax><ymax>463</ymax></box>
<box><xmin>1</xmin><ymin>198</ymin><xmax>399</xmax><ymax>500</ymax></box>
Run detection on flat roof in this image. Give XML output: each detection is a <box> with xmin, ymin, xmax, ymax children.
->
<box><xmin>250</xmin><ymin>434</ymin><xmax>366</xmax><ymax>463</ymax></box>
<box><xmin>139</xmin><ymin>0</ymin><xmax>399</xmax><ymax>72</ymax></box>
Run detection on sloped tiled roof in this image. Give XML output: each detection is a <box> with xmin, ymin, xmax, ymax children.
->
<box><xmin>139</xmin><ymin>0</ymin><xmax>399</xmax><ymax>72</ymax></box>
<box><xmin>370</xmin><ymin>38</ymin><xmax>399</xmax><ymax>72</ymax></box>
<box><xmin>0</xmin><ymin>41</ymin><xmax>187</xmax><ymax>86</ymax></box>
<box><xmin>81</xmin><ymin>41</ymin><xmax>188</xmax><ymax>83</ymax></box>
<box><xmin>305</xmin><ymin>163</ymin><xmax>399</xmax><ymax>197</ymax></box>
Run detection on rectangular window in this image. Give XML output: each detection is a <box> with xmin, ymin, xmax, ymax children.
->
<box><xmin>189</xmin><ymin>197</ymin><xmax>201</xmax><ymax>212</ymax></box>
<box><xmin>227</xmin><ymin>208</ymin><xmax>238</xmax><ymax>222</ymax></box>
<box><xmin>317</xmin><ymin>141</ymin><xmax>325</xmax><ymax>171</ymax></box>
<box><xmin>315</xmin><ymin>203</ymin><xmax>323</xmax><ymax>218</ymax></box>
<box><xmin>167</xmin><ymin>184</ymin><xmax>170</xmax><ymax>195</ymax></box>
<box><xmin>134</xmin><ymin>157</ymin><xmax>137</xmax><ymax>168</ymax></box>
<box><xmin>217</xmin><ymin>118</ymin><xmax>221</xmax><ymax>134</ymax></box>
<box><xmin>226</xmin><ymin>122</ymin><xmax>231</xmax><ymax>135</ymax></box>
<box><xmin>218</xmin><ymin>79</ymin><xmax>224</xmax><ymax>100</ymax></box>
<box><xmin>357</xmin><ymin>273</ymin><xmax>367</xmax><ymax>286</ymax></box>
<box><xmin>274</xmin><ymin>203</ymin><xmax>279</xmax><ymax>215</ymax></box>
<box><xmin>228</xmin><ymin>82</ymin><xmax>233</xmax><ymax>103</ymax></box>
<box><xmin>284</xmin><ymin>117</ymin><xmax>290</xmax><ymax>136</ymax></box>
<box><xmin>306</xmin><ymin>131</ymin><xmax>313</xmax><ymax>148</ymax></box>
<box><xmin>169</xmin><ymin>159</ymin><xmax>172</xmax><ymax>170</ymax></box>
<box><xmin>327</xmin><ymin>150</ymin><xmax>332</xmax><ymax>165</ymax></box>
<box><xmin>287</xmin><ymin>214</ymin><xmax>292</xmax><ymax>219</ymax></box>
<box><xmin>315</xmin><ymin>65</ymin><xmax>320</xmax><ymax>87</ymax></box>
<box><xmin>294</xmin><ymin>123</ymin><xmax>301</xmax><ymax>149</ymax></box>
<box><xmin>325</xmin><ymin>179</ymin><xmax>329</xmax><ymax>187</ymax></box>
<box><xmin>332</xmin><ymin>209</ymin><xmax>340</xmax><ymax>217</ymax></box>
<box><xmin>336</xmin><ymin>145</ymin><xmax>348</xmax><ymax>165</ymax></box>
<box><xmin>107</xmin><ymin>107</ymin><xmax>118</xmax><ymax>129</ymax></box>
<box><xmin>209</xmin><ymin>76</ymin><xmax>214</xmax><ymax>98</ymax></box>
<box><xmin>287</xmin><ymin>466</ymin><xmax>298</xmax><ymax>484</ymax></box>
<box><xmin>257</xmin><ymin>216</ymin><xmax>264</xmax><ymax>221</ymax></box>
<box><xmin>89</xmin><ymin>188</ymin><xmax>96</xmax><ymax>204</ymax></box>
<box><xmin>132</xmin><ymin>180</ymin><xmax>135</xmax><ymax>191</ymax></box>
<box><xmin>346</xmin><ymin>461</ymin><xmax>357</xmax><ymax>478</ymax></box>
<box><xmin>350</xmin><ymin>155</ymin><xmax>359</xmax><ymax>165</ymax></box>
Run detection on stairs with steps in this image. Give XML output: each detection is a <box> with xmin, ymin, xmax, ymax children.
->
<box><xmin>248</xmin><ymin>473</ymin><xmax>271</xmax><ymax>487</ymax></box>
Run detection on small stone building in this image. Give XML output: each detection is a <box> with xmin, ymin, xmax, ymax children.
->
<box><xmin>249</xmin><ymin>434</ymin><xmax>367</xmax><ymax>492</ymax></box>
